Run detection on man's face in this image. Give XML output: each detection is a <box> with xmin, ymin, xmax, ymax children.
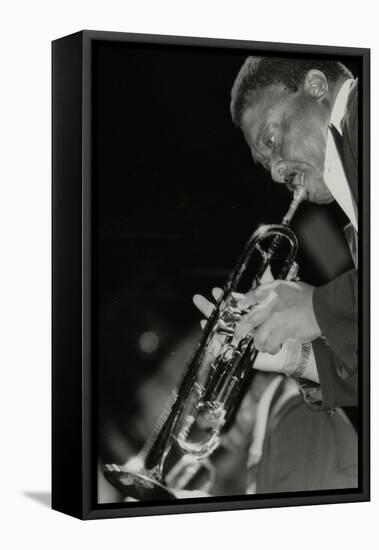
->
<box><xmin>240</xmin><ymin>83</ymin><xmax>334</xmax><ymax>204</ymax></box>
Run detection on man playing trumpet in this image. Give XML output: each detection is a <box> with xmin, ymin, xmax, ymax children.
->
<box><xmin>196</xmin><ymin>56</ymin><xmax>358</xmax><ymax>412</ymax></box>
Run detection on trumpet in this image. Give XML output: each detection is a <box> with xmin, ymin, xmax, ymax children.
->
<box><xmin>104</xmin><ymin>185</ymin><xmax>307</xmax><ymax>499</ymax></box>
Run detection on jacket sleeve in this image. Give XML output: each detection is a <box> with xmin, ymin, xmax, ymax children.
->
<box><xmin>297</xmin><ymin>338</ymin><xmax>358</xmax><ymax>411</ymax></box>
<box><xmin>298</xmin><ymin>269</ymin><xmax>358</xmax><ymax>411</ymax></box>
<box><xmin>299</xmin><ymin>82</ymin><xmax>359</xmax><ymax>411</ymax></box>
<box><xmin>313</xmin><ymin>268</ymin><xmax>358</xmax><ymax>377</ymax></box>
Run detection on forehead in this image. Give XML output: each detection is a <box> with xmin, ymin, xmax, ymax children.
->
<box><xmin>241</xmin><ymin>85</ymin><xmax>290</xmax><ymax>132</ymax></box>
<box><xmin>240</xmin><ymin>85</ymin><xmax>293</xmax><ymax>156</ymax></box>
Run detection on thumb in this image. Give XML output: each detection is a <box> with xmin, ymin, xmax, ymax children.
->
<box><xmin>261</xmin><ymin>265</ymin><xmax>274</xmax><ymax>284</ymax></box>
<box><xmin>193</xmin><ymin>294</ymin><xmax>215</xmax><ymax>318</ymax></box>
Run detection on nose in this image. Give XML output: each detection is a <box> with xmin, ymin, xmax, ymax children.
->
<box><xmin>270</xmin><ymin>160</ymin><xmax>287</xmax><ymax>184</ymax></box>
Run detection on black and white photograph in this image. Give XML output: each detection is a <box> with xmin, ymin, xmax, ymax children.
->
<box><xmin>3</xmin><ymin>0</ymin><xmax>379</xmax><ymax>545</ymax></box>
<box><xmin>84</xmin><ymin>36</ymin><xmax>368</xmax><ymax>509</ymax></box>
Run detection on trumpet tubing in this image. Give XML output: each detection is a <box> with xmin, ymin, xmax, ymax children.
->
<box><xmin>104</xmin><ymin>185</ymin><xmax>307</xmax><ymax>499</ymax></box>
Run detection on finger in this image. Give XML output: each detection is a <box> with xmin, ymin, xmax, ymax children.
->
<box><xmin>234</xmin><ymin>320</ymin><xmax>253</xmax><ymax>342</ymax></box>
<box><xmin>251</xmin><ymin>266</ymin><xmax>273</xmax><ymax>290</ymax></box>
<box><xmin>234</xmin><ymin>298</ymin><xmax>273</xmax><ymax>341</ymax></box>
<box><xmin>237</xmin><ymin>290</ymin><xmax>261</xmax><ymax>310</ymax></box>
<box><xmin>238</xmin><ymin>282</ymin><xmax>274</xmax><ymax>309</ymax></box>
<box><xmin>244</xmin><ymin>301</ymin><xmax>273</xmax><ymax>328</ymax></box>
<box><xmin>253</xmin><ymin>322</ymin><xmax>271</xmax><ymax>353</ymax></box>
<box><xmin>234</xmin><ymin>313</ymin><xmax>261</xmax><ymax>342</ymax></box>
<box><xmin>263</xmin><ymin>338</ymin><xmax>283</xmax><ymax>355</ymax></box>
<box><xmin>193</xmin><ymin>294</ymin><xmax>215</xmax><ymax>318</ymax></box>
<box><xmin>261</xmin><ymin>265</ymin><xmax>274</xmax><ymax>283</ymax></box>
<box><xmin>231</xmin><ymin>291</ymin><xmax>244</xmax><ymax>301</ymax></box>
<box><xmin>212</xmin><ymin>287</ymin><xmax>223</xmax><ymax>301</ymax></box>
<box><xmin>254</xmin><ymin>321</ymin><xmax>283</xmax><ymax>355</ymax></box>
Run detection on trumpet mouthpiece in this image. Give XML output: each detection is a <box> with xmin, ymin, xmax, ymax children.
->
<box><xmin>292</xmin><ymin>184</ymin><xmax>307</xmax><ymax>205</ymax></box>
<box><xmin>282</xmin><ymin>184</ymin><xmax>306</xmax><ymax>225</ymax></box>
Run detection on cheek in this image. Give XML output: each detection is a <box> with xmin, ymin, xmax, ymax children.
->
<box><xmin>281</xmin><ymin>106</ymin><xmax>325</xmax><ymax>168</ymax></box>
<box><xmin>281</xmin><ymin>119</ymin><xmax>326</xmax><ymax>167</ymax></box>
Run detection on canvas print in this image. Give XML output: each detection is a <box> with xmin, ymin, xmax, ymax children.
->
<box><xmin>93</xmin><ymin>40</ymin><xmax>360</xmax><ymax>505</ymax></box>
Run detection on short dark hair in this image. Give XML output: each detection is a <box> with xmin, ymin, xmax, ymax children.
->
<box><xmin>230</xmin><ymin>56</ymin><xmax>353</xmax><ymax>126</ymax></box>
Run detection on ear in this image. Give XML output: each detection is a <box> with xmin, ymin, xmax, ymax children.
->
<box><xmin>303</xmin><ymin>69</ymin><xmax>329</xmax><ymax>100</ymax></box>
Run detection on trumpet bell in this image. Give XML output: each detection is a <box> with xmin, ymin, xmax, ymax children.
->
<box><xmin>104</xmin><ymin>464</ymin><xmax>176</xmax><ymax>500</ymax></box>
<box><xmin>103</xmin><ymin>187</ymin><xmax>306</xmax><ymax>500</ymax></box>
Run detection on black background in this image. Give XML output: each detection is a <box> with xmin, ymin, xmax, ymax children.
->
<box><xmin>92</xmin><ymin>41</ymin><xmax>359</xmax><ymax>466</ymax></box>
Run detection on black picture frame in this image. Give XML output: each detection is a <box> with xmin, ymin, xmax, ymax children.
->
<box><xmin>52</xmin><ymin>30</ymin><xmax>370</xmax><ymax>520</ymax></box>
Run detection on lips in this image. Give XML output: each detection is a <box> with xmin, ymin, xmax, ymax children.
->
<box><xmin>280</xmin><ymin>161</ymin><xmax>309</xmax><ymax>180</ymax></box>
<box><xmin>284</xmin><ymin>171</ymin><xmax>309</xmax><ymax>199</ymax></box>
<box><xmin>271</xmin><ymin>159</ymin><xmax>330</xmax><ymax>204</ymax></box>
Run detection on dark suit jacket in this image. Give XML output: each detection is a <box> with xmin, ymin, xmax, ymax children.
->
<box><xmin>257</xmin><ymin>393</ymin><xmax>358</xmax><ymax>492</ymax></box>
<box><xmin>310</xmin><ymin>80</ymin><xmax>358</xmax><ymax>409</ymax></box>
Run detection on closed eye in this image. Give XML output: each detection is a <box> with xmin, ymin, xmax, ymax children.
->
<box><xmin>263</xmin><ymin>131</ymin><xmax>275</xmax><ymax>149</ymax></box>
<box><xmin>250</xmin><ymin>149</ymin><xmax>271</xmax><ymax>172</ymax></box>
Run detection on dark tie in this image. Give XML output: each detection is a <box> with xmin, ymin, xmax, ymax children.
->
<box><xmin>329</xmin><ymin>123</ymin><xmax>359</xmax><ymax>227</ymax></box>
<box><xmin>329</xmin><ymin>124</ymin><xmax>344</xmax><ymax>161</ymax></box>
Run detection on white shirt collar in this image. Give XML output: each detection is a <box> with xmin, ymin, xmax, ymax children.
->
<box><xmin>324</xmin><ymin>78</ymin><xmax>358</xmax><ymax>231</ymax></box>
<box><xmin>329</xmin><ymin>78</ymin><xmax>355</xmax><ymax>135</ymax></box>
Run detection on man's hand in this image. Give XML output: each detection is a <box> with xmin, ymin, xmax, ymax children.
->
<box><xmin>192</xmin><ymin>285</ymin><xmax>303</xmax><ymax>375</ymax></box>
<box><xmin>193</xmin><ymin>287</ymin><xmax>223</xmax><ymax>328</ymax></box>
<box><xmin>192</xmin><ymin>267</ymin><xmax>274</xmax><ymax>327</ymax></box>
<box><xmin>235</xmin><ymin>280</ymin><xmax>322</xmax><ymax>354</ymax></box>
